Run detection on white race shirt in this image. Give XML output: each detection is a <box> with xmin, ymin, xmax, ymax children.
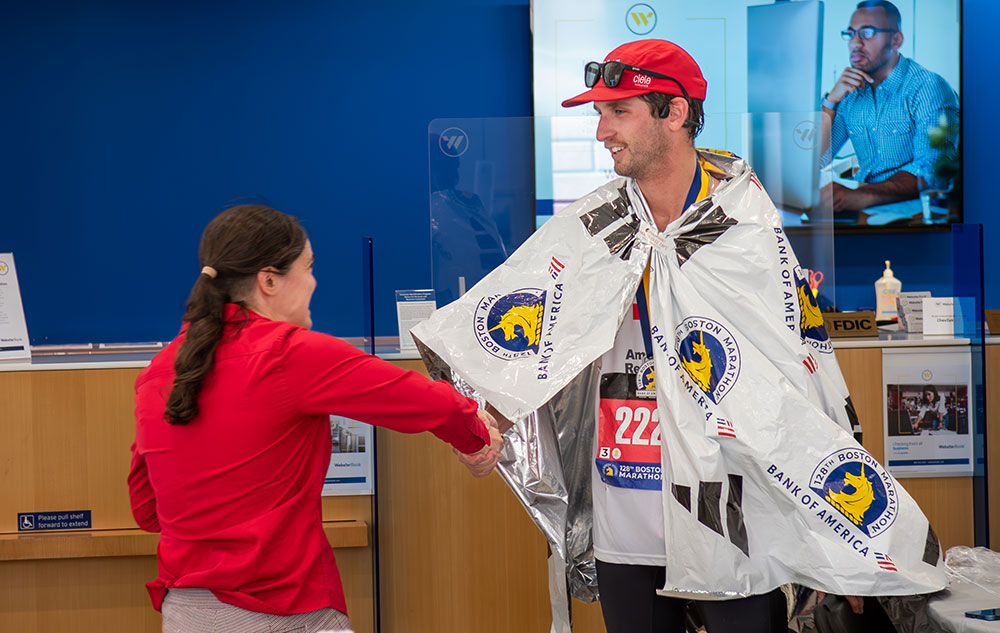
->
<box><xmin>592</xmin><ymin>285</ymin><xmax>667</xmax><ymax>566</ymax></box>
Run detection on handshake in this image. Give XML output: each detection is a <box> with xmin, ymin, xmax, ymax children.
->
<box><xmin>454</xmin><ymin>408</ymin><xmax>505</xmax><ymax>478</ymax></box>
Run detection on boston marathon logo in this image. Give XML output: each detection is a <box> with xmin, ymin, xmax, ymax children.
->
<box><xmin>795</xmin><ymin>267</ymin><xmax>832</xmax><ymax>353</ymax></box>
<box><xmin>474</xmin><ymin>289</ymin><xmax>546</xmax><ymax>360</ymax></box>
<box><xmin>635</xmin><ymin>359</ymin><xmax>656</xmax><ymax>398</ymax></box>
<box><xmin>810</xmin><ymin>449</ymin><xmax>898</xmax><ymax>538</ymax></box>
<box><xmin>673</xmin><ymin>317</ymin><xmax>741</xmax><ymax>404</ymax></box>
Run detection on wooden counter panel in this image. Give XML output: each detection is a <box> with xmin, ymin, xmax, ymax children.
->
<box><xmin>376</xmin><ymin>360</ymin><xmax>553</xmax><ymax>633</ymax></box>
<box><xmin>987</xmin><ymin>346</ymin><xmax>1000</xmax><ymax>550</ymax></box>
<box><xmin>0</xmin><ymin>538</ymin><xmax>373</xmax><ymax>633</ymax></box>
<box><xmin>897</xmin><ymin>477</ymin><xmax>974</xmax><ymax>551</ymax></box>
<box><xmin>1</xmin><ymin>344</ymin><xmax>990</xmax><ymax>633</ymax></box>
<box><xmin>376</xmin><ymin>428</ymin><xmax>552</xmax><ymax>633</ymax></box>
<box><xmin>0</xmin><ymin>368</ymin><xmax>143</xmax><ymax>532</ymax></box>
<box><xmin>0</xmin><ymin>366</ymin><xmax>376</xmax><ymax>632</ymax></box>
<box><xmin>834</xmin><ymin>348</ymin><xmax>885</xmax><ymax>460</ymax></box>
<box><xmin>0</xmin><ymin>556</ymin><xmax>161</xmax><ymax>632</ymax></box>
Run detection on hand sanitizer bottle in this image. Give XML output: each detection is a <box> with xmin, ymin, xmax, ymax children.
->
<box><xmin>875</xmin><ymin>260</ymin><xmax>902</xmax><ymax>321</ymax></box>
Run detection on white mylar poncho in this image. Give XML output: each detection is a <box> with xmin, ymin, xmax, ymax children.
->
<box><xmin>412</xmin><ymin>150</ymin><xmax>946</xmax><ymax>621</ymax></box>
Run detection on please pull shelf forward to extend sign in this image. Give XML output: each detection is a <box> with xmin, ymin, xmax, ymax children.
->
<box><xmin>17</xmin><ymin>510</ymin><xmax>92</xmax><ymax>532</ymax></box>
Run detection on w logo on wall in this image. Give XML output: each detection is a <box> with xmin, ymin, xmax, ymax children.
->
<box><xmin>626</xmin><ymin>4</ymin><xmax>656</xmax><ymax>35</ymax></box>
<box><xmin>438</xmin><ymin>127</ymin><xmax>469</xmax><ymax>158</ymax></box>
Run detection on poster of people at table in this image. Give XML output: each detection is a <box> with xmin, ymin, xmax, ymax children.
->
<box><xmin>882</xmin><ymin>347</ymin><xmax>973</xmax><ymax>478</ymax></box>
<box><xmin>322</xmin><ymin>415</ymin><xmax>374</xmax><ymax>496</ymax></box>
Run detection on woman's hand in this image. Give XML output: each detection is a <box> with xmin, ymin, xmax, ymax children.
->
<box><xmin>454</xmin><ymin>409</ymin><xmax>503</xmax><ymax>477</ymax></box>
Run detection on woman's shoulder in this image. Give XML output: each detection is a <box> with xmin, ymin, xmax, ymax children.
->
<box><xmin>271</xmin><ymin>325</ymin><xmax>363</xmax><ymax>359</ymax></box>
<box><xmin>136</xmin><ymin>334</ymin><xmax>184</xmax><ymax>388</ymax></box>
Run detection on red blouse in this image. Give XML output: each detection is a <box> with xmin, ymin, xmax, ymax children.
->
<box><xmin>129</xmin><ymin>305</ymin><xmax>487</xmax><ymax>616</ymax></box>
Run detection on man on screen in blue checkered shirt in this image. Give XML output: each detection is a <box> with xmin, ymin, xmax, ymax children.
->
<box><xmin>820</xmin><ymin>0</ymin><xmax>959</xmax><ymax>213</ymax></box>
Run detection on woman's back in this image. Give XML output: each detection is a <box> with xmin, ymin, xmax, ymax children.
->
<box><xmin>132</xmin><ymin>307</ymin><xmax>342</xmax><ymax>615</ymax></box>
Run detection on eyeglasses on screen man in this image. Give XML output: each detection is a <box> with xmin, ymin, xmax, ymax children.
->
<box><xmin>584</xmin><ymin>60</ymin><xmax>691</xmax><ymax>101</ymax></box>
<box><xmin>841</xmin><ymin>27</ymin><xmax>898</xmax><ymax>40</ymax></box>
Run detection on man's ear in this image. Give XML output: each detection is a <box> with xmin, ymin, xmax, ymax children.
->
<box><xmin>662</xmin><ymin>97</ymin><xmax>689</xmax><ymax>133</ymax></box>
<box><xmin>892</xmin><ymin>30</ymin><xmax>904</xmax><ymax>52</ymax></box>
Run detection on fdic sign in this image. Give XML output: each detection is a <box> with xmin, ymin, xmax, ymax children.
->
<box><xmin>822</xmin><ymin>311</ymin><xmax>878</xmax><ymax>338</ymax></box>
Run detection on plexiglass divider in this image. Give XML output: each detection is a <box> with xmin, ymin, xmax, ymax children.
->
<box><xmin>744</xmin><ymin>111</ymin><xmax>837</xmax><ymax>312</ymax></box>
<box><xmin>428</xmin><ymin>118</ymin><xmax>535</xmax><ymax>308</ymax></box>
<box><xmin>360</xmin><ymin>235</ymin><xmax>382</xmax><ymax>633</ymax></box>
<box><xmin>952</xmin><ymin>224</ymin><xmax>989</xmax><ymax>545</ymax></box>
<box><xmin>428</xmin><ymin>114</ymin><xmax>837</xmax><ymax>312</ymax></box>
<box><xmin>426</xmin><ymin>114</ymin><xmax>989</xmax><ymax>542</ymax></box>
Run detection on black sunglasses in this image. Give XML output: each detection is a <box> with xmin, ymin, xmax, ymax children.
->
<box><xmin>584</xmin><ymin>60</ymin><xmax>690</xmax><ymax>101</ymax></box>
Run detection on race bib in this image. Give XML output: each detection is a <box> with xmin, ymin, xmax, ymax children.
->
<box><xmin>595</xmin><ymin>372</ymin><xmax>662</xmax><ymax>490</ymax></box>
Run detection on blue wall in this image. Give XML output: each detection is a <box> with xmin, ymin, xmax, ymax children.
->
<box><xmin>1</xmin><ymin>0</ymin><xmax>532</xmax><ymax>344</ymax></box>
<box><xmin>1</xmin><ymin>0</ymin><xmax>994</xmax><ymax>344</ymax></box>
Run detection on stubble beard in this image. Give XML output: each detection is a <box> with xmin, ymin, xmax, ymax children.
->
<box><xmin>613</xmin><ymin>129</ymin><xmax>672</xmax><ymax>181</ymax></box>
<box><xmin>852</xmin><ymin>42</ymin><xmax>893</xmax><ymax>75</ymax></box>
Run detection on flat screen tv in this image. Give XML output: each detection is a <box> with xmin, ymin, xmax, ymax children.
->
<box><xmin>532</xmin><ymin>0</ymin><xmax>961</xmax><ymax>233</ymax></box>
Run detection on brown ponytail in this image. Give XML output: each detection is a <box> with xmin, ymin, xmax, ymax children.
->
<box><xmin>165</xmin><ymin>205</ymin><xmax>306</xmax><ymax>424</ymax></box>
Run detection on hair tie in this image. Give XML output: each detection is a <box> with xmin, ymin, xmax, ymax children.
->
<box><xmin>201</xmin><ymin>266</ymin><xmax>218</xmax><ymax>279</ymax></box>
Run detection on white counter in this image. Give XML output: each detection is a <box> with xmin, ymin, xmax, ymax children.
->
<box><xmin>0</xmin><ymin>333</ymin><xmax>992</xmax><ymax>372</ymax></box>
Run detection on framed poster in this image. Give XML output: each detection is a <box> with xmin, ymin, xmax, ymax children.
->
<box><xmin>322</xmin><ymin>415</ymin><xmax>374</xmax><ymax>496</ymax></box>
<box><xmin>882</xmin><ymin>347</ymin><xmax>973</xmax><ymax>477</ymax></box>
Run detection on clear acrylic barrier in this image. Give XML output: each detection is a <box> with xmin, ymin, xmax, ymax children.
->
<box><xmin>531</xmin><ymin>111</ymin><xmax>838</xmax><ymax>310</ymax></box>
<box><xmin>952</xmin><ymin>225</ymin><xmax>989</xmax><ymax>545</ymax></box>
<box><xmin>428</xmin><ymin>118</ymin><xmax>535</xmax><ymax>308</ymax></box>
<box><xmin>428</xmin><ymin>114</ymin><xmax>837</xmax><ymax>311</ymax></box>
<box><xmin>427</xmin><ymin>115</ymin><xmax>989</xmax><ymax>544</ymax></box>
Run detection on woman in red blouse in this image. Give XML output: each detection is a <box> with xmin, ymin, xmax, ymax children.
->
<box><xmin>129</xmin><ymin>205</ymin><xmax>501</xmax><ymax>633</ymax></box>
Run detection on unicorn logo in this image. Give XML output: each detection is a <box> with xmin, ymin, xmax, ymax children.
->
<box><xmin>680</xmin><ymin>330</ymin><xmax>714</xmax><ymax>393</ymax></box>
<box><xmin>474</xmin><ymin>288</ymin><xmax>547</xmax><ymax>360</ymax></box>
<box><xmin>825</xmin><ymin>464</ymin><xmax>876</xmax><ymax>526</ymax></box>
<box><xmin>810</xmin><ymin>449</ymin><xmax>898</xmax><ymax>537</ymax></box>
<box><xmin>636</xmin><ymin>359</ymin><xmax>657</xmax><ymax>398</ymax></box>
<box><xmin>673</xmin><ymin>317</ymin><xmax>741</xmax><ymax>404</ymax></box>
<box><xmin>798</xmin><ymin>282</ymin><xmax>825</xmax><ymax>332</ymax></box>
<box><xmin>795</xmin><ymin>268</ymin><xmax>832</xmax><ymax>353</ymax></box>
<box><xmin>489</xmin><ymin>303</ymin><xmax>543</xmax><ymax>348</ymax></box>
<box><xmin>643</xmin><ymin>368</ymin><xmax>655</xmax><ymax>389</ymax></box>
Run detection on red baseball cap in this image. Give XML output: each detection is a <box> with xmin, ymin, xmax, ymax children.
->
<box><xmin>561</xmin><ymin>39</ymin><xmax>707</xmax><ymax>107</ymax></box>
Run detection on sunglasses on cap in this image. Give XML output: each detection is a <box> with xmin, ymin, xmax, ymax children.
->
<box><xmin>584</xmin><ymin>60</ymin><xmax>691</xmax><ymax>100</ymax></box>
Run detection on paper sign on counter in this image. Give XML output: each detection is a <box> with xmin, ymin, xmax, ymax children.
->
<box><xmin>0</xmin><ymin>253</ymin><xmax>30</xmax><ymax>362</ymax></box>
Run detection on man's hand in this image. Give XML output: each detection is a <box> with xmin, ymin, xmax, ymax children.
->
<box><xmin>826</xmin><ymin>67</ymin><xmax>873</xmax><ymax>107</ymax></box>
<box><xmin>821</xmin><ymin>170</ymin><xmax>919</xmax><ymax>212</ymax></box>
<box><xmin>455</xmin><ymin>409</ymin><xmax>504</xmax><ymax>478</ymax></box>
<box><xmin>820</xmin><ymin>182</ymin><xmax>867</xmax><ymax>212</ymax></box>
<box><xmin>816</xmin><ymin>591</ymin><xmax>865</xmax><ymax>615</ymax></box>
<box><xmin>845</xmin><ymin>595</ymin><xmax>865</xmax><ymax>614</ymax></box>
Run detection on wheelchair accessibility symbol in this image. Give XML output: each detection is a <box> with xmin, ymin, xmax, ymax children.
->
<box><xmin>19</xmin><ymin>514</ymin><xmax>35</xmax><ymax>530</ymax></box>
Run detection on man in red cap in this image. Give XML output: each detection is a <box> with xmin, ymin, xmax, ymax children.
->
<box><xmin>556</xmin><ymin>37</ymin><xmax>789</xmax><ymax>633</ymax></box>
<box><xmin>443</xmin><ymin>37</ymin><xmax>934</xmax><ymax>633</ymax></box>
<box><xmin>561</xmin><ymin>39</ymin><xmax>710</xmax><ymax>233</ymax></box>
